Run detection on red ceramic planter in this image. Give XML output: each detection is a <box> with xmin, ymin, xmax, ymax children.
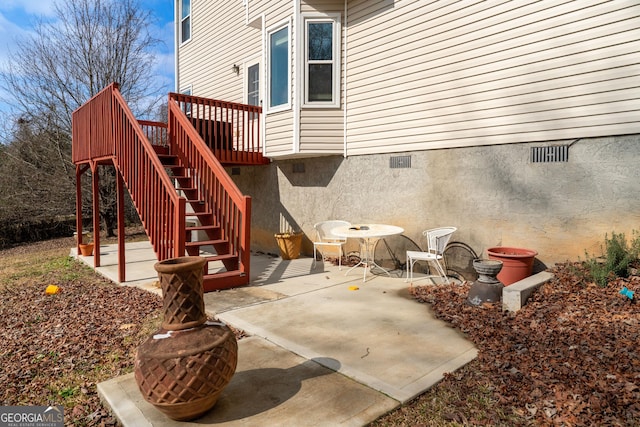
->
<box><xmin>486</xmin><ymin>247</ymin><xmax>538</xmax><ymax>286</ymax></box>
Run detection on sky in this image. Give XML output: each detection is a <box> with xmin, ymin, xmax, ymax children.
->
<box><xmin>0</xmin><ymin>0</ymin><xmax>175</xmax><ymax>135</ymax></box>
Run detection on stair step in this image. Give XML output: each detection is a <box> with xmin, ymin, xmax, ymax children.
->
<box><xmin>185</xmin><ymin>239</ymin><xmax>228</xmax><ymax>248</ymax></box>
<box><xmin>158</xmin><ymin>155</ymin><xmax>179</xmax><ymax>165</ymax></box>
<box><xmin>153</xmin><ymin>145</ymin><xmax>170</xmax><ymax>155</ymax></box>
<box><xmin>202</xmin><ymin>270</ymin><xmax>247</xmax><ymax>292</ymax></box>
<box><xmin>187</xmin><ymin>224</ymin><xmax>219</xmax><ymax>232</ymax></box>
<box><xmin>203</xmin><ymin>253</ymin><xmax>237</xmax><ymax>263</ymax></box>
<box><xmin>164</xmin><ymin>163</ymin><xmax>183</xmax><ymax>170</ymax></box>
<box><xmin>185</xmin><ymin>211</ymin><xmax>212</xmax><ymax>218</ymax></box>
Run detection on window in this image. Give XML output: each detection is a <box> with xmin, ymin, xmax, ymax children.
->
<box><xmin>180</xmin><ymin>0</ymin><xmax>191</xmax><ymax>43</ymax></box>
<box><xmin>247</xmin><ymin>63</ymin><xmax>259</xmax><ymax>107</ymax></box>
<box><xmin>304</xmin><ymin>15</ymin><xmax>340</xmax><ymax>107</ymax></box>
<box><xmin>267</xmin><ymin>23</ymin><xmax>290</xmax><ymax>111</ymax></box>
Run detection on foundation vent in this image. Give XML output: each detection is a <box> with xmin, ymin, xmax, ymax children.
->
<box><xmin>390</xmin><ymin>155</ymin><xmax>411</xmax><ymax>169</ymax></box>
<box><xmin>531</xmin><ymin>145</ymin><xmax>569</xmax><ymax>163</ymax></box>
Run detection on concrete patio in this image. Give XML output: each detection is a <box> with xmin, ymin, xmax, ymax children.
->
<box><xmin>73</xmin><ymin>241</ymin><xmax>477</xmax><ymax>426</ymax></box>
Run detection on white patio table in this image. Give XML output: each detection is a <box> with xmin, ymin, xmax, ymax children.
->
<box><xmin>332</xmin><ymin>223</ymin><xmax>404</xmax><ymax>282</ymax></box>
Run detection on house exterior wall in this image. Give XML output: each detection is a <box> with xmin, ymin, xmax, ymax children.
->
<box><xmin>230</xmin><ymin>134</ymin><xmax>640</xmax><ymax>267</ymax></box>
<box><xmin>178</xmin><ymin>1</ymin><xmax>256</xmax><ymax>100</ymax></box>
<box><xmin>345</xmin><ymin>0</ymin><xmax>640</xmax><ymax>155</ymax></box>
<box><xmin>179</xmin><ymin>0</ymin><xmax>346</xmax><ymax>158</ymax></box>
<box><xmin>180</xmin><ymin>1</ymin><xmax>640</xmax><ymax>156</ymax></box>
<box><xmin>177</xmin><ymin>0</ymin><xmax>298</xmax><ymax>155</ymax></box>
<box><xmin>179</xmin><ymin>0</ymin><xmax>640</xmax><ymax>267</ymax></box>
<box><xmin>254</xmin><ymin>2</ymin><xmax>297</xmax><ymax>155</ymax></box>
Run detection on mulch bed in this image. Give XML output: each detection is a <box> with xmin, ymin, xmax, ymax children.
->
<box><xmin>410</xmin><ymin>261</ymin><xmax>640</xmax><ymax>426</ymax></box>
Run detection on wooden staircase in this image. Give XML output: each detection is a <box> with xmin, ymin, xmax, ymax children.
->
<box><xmin>154</xmin><ymin>145</ymin><xmax>246</xmax><ymax>289</ymax></box>
<box><xmin>72</xmin><ymin>83</ymin><xmax>268</xmax><ymax>291</ymax></box>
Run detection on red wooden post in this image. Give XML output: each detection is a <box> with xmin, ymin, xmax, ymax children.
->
<box><xmin>76</xmin><ymin>165</ymin><xmax>83</xmax><ymax>251</ymax></box>
<box><xmin>91</xmin><ymin>162</ymin><xmax>101</xmax><ymax>267</ymax></box>
<box><xmin>117</xmin><ymin>167</ymin><xmax>126</xmax><ymax>282</ymax></box>
<box><xmin>241</xmin><ymin>195</ymin><xmax>251</xmax><ymax>278</ymax></box>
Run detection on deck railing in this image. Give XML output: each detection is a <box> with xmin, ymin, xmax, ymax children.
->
<box><xmin>72</xmin><ymin>83</ymin><xmax>186</xmax><ymax>260</ymax></box>
<box><xmin>138</xmin><ymin>120</ymin><xmax>168</xmax><ymax>147</ymax></box>
<box><xmin>72</xmin><ymin>86</ymin><xmax>115</xmax><ymax>162</ymax></box>
<box><xmin>168</xmin><ymin>98</ymin><xmax>251</xmax><ymax>277</ymax></box>
<box><xmin>169</xmin><ymin>92</ymin><xmax>263</xmax><ymax>164</ymax></box>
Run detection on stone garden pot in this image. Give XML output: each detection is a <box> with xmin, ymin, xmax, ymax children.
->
<box><xmin>467</xmin><ymin>258</ymin><xmax>504</xmax><ymax>306</ymax></box>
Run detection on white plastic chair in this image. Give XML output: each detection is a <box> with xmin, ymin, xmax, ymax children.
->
<box><xmin>406</xmin><ymin>227</ymin><xmax>457</xmax><ymax>284</ymax></box>
<box><xmin>313</xmin><ymin>220</ymin><xmax>351</xmax><ymax>269</ymax></box>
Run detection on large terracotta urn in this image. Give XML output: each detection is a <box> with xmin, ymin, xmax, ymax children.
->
<box><xmin>134</xmin><ymin>256</ymin><xmax>238</xmax><ymax>421</ymax></box>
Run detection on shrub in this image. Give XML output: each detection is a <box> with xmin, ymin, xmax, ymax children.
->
<box><xmin>585</xmin><ymin>231</ymin><xmax>640</xmax><ymax>286</ymax></box>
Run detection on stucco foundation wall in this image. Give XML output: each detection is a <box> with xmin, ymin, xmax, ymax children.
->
<box><xmin>229</xmin><ymin>134</ymin><xmax>640</xmax><ymax>267</ymax></box>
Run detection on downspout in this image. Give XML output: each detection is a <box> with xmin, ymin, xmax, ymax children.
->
<box><xmin>174</xmin><ymin>1</ymin><xmax>179</xmax><ymax>92</ymax></box>
<box><xmin>261</xmin><ymin>14</ymin><xmax>266</xmax><ymax>157</ymax></box>
<box><xmin>343</xmin><ymin>0</ymin><xmax>348</xmax><ymax>158</ymax></box>
<box><xmin>293</xmin><ymin>0</ymin><xmax>300</xmax><ymax>153</ymax></box>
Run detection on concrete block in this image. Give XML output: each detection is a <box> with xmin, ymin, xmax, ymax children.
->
<box><xmin>502</xmin><ymin>271</ymin><xmax>554</xmax><ymax>312</ymax></box>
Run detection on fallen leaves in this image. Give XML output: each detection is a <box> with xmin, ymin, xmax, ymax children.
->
<box><xmin>0</xmin><ymin>277</ymin><xmax>162</xmax><ymax>425</ymax></box>
<box><xmin>409</xmin><ymin>261</ymin><xmax>640</xmax><ymax>425</ymax></box>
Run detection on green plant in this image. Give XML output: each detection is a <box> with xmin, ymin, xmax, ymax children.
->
<box><xmin>585</xmin><ymin>231</ymin><xmax>640</xmax><ymax>286</ymax></box>
<box><xmin>58</xmin><ymin>386</ymin><xmax>78</xmax><ymax>399</ymax></box>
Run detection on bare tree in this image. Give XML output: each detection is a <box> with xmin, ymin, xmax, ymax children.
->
<box><xmin>0</xmin><ymin>0</ymin><xmax>165</xmax><ymax>237</ymax></box>
<box><xmin>0</xmin><ymin>119</ymin><xmax>75</xmax><ymax>223</ymax></box>
<box><xmin>3</xmin><ymin>0</ymin><xmax>162</xmax><ymax>130</ymax></box>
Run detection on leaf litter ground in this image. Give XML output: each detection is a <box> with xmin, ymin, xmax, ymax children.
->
<box><xmin>1</xmin><ymin>237</ymin><xmax>639</xmax><ymax>426</ymax></box>
<box><xmin>371</xmin><ymin>262</ymin><xmax>640</xmax><ymax>426</ymax></box>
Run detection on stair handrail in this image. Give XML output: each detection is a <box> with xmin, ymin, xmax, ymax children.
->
<box><xmin>72</xmin><ymin>83</ymin><xmax>186</xmax><ymax>260</ymax></box>
<box><xmin>110</xmin><ymin>87</ymin><xmax>186</xmax><ymax>261</ymax></box>
<box><xmin>167</xmin><ymin>97</ymin><xmax>251</xmax><ymax>276</ymax></box>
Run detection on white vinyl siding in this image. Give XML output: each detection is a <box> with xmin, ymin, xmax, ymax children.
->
<box><xmin>264</xmin><ymin>110</ymin><xmax>295</xmax><ymax>156</ymax></box>
<box><xmin>247</xmin><ymin>1</ymin><xmax>296</xmax><ymax>153</ymax></box>
<box><xmin>178</xmin><ymin>1</ymin><xmax>259</xmax><ymax>103</ymax></box>
<box><xmin>297</xmin><ymin>1</ymin><xmax>345</xmax><ymax>156</ymax></box>
<box><xmin>346</xmin><ymin>0</ymin><xmax>640</xmax><ymax>155</ymax></box>
<box><xmin>299</xmin><ymin>109</ymin><xmax>343</xmax><ymax>153</ymax></box>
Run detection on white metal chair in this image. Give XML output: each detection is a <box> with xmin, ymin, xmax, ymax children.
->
<box><xmin>406</xmin><ymin>227</ymin><xmax>457</xmax><ymax>284</ymax></box>
<box><xmin>313</xmin><ymin>220</ymin><xmax>351</xmax><ymax>269</ymax></box>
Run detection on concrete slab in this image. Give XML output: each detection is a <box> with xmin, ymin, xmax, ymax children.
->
<box><xmin>98</xmin><ymin>337</ymin><xmax>399</xmax><ymax>427</ymax></box>
<box><xmin>502</xmin><ymin>271</ymin><xmax>554</xmax><ymax>311</ymax></box>
<box><xmin>71</xmin><ymin>241</ymin><xmax>160</xmax><ymax>290</ymax></box>
<box><xmin>218</xmin><ymin>277</ymin><xmax>477</xmax><ymax>403</ymax></box>
<box><xmin>79</xmin><ymin>243</ymin><xmax>478</xmax><ymax>426</ymax></box>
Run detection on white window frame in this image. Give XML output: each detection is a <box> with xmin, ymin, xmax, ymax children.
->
<box><xmin>266</xmin><ymin>20</ymin><xmax>291</xmax><ymax>113</ymax></box>
<box><xmin>180</xmin><ymin>0</ymin><xmax>191</xmax><ymax>45</ymax></box>
<box><xmin>244</xmin><ymin>57</ymin><xmax>261</xmax><ymax>107</ymax></box>
<box><xmin>302</xmin><ymin>13</ymin><xmax>340</xmax><ymax>108</ymax></box>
